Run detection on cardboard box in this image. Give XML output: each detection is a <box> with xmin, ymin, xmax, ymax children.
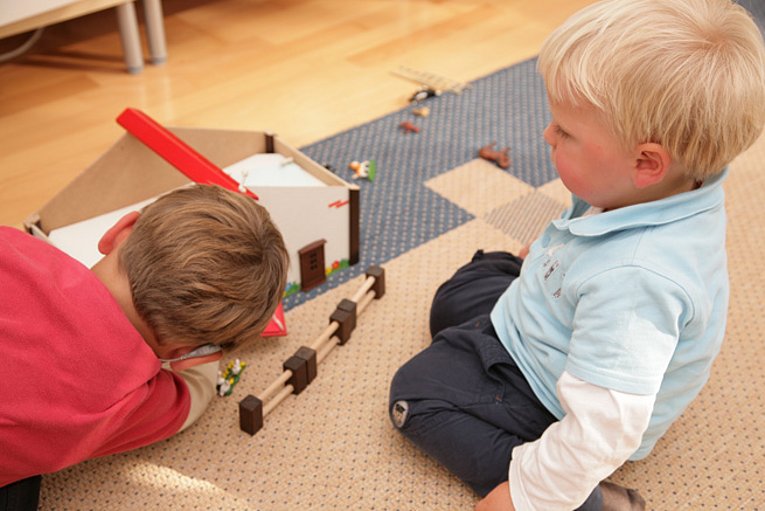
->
<box><xmin>24</xmin><ymin>127</ymin><xmax>360</xmax><ymax>294</ymax></box>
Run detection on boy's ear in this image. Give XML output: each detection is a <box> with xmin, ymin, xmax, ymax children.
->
<box><xmin>632</xmin><ymin>143</ymin><xmax>671</xmax><ymax>189</ymax></box>
<box><xmin>98</xmin><ymin>211</ymin><xmax>141</xmax><ymax>255</ymax></box>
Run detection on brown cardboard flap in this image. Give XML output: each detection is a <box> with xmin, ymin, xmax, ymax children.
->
<box><xmin>274</xmin><ymin>137</ymin><xmax>356</xmax><ymax>189</ymax></box>
<box><xmin>170</xmin><ymin>128</ymin><xmax>268</xmax><ymax>168</ymax></box>
<box><xmin>33</xmin><ymin>127</ymin><xmax>265</xmax><ymax>233</ymax></box>
<box><xmin>36</xmin><ymin>134</ymin><xmax>189</xmax><ymax>233</ymax></box>
<box><xmin>32</xmin><ymin>127</ymin><xmax>356</xmax><ymax>234</ymax></box>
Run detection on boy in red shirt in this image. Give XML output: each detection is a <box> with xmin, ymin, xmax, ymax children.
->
<box><xmin>0</xmin><ymin>185</ymin><xmax>288</xmax><ymax>510</ymax></box>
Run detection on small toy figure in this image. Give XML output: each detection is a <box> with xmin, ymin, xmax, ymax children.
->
<box><xmin>478</xmin><ymin>142</ymin><xmax>511</xmax><ymax>169</ymax></box>
<box><xmin>409</xmin><ymin>86</ymin><xmax>441</xmax><ymax>103</ymax></box>
<box><xmin>238</xmin><ymin>169</ymin><xmax>250</xmax><ymax>194</ymax></box>
<box><xmin>412</xmin><ymin>106</ymin><xmax>430</xmax><ymax>117</ymax></box>
<box><xmin>216</xmin><ymin>358</ymin><xmax>248</xmax><ymax>397</ymax></box>
<box><xmin>399</xmin><ymin>121</ymin><xmax>420</xmax><ymax>134</ymax></box>
<box><xmin>349</xmin><ymin>160</ymin><xmax>377</xmax><ymax>181</ymax></box>
<box><xmin>216</xmin><ymin>377</ymin><xmax>231</xmax><ymax>397</ymax></box>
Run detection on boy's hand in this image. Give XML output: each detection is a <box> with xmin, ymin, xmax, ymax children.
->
<box><xmin>517</xmin><ymin>244</ymin><xmax>530</xmax><ymax>260</ymax></box>
<box><xmin>476</xmin><ymin>482</ymin><xmax>516</xmax><ymax>511</ymax></box>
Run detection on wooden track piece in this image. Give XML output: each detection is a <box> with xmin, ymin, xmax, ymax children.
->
<box><xmin>239</xmin><ymin>395</ymin><xmax>264</xmax><ymax>436</ymax></box>
<box><xmin>365</xmin><ymin>265</ymin><xmax>386</xmax><ymax>298</ymax></box>
<box><xmin>283</xmin><ymin>355</ymin><xmax>309</xmax><ymax>394</ymax></box>
<box><xmin>329</xmin><ymin>308</ymin><xmax>354</xmax><ymax>345</ymax></box>
<box><xmin>294</xmin><ymin>346</ymin><xmax>318</xmax><ymax>384</ymax></box>
<box><xmin>336</xmin><ymin>298</ymin><xmax>357</xmax><ymax>332</ymax></box>
<box><xmin>240</xmin><ymin>266</ymin><xmax>386</xmax><ymax>436</ymax></box>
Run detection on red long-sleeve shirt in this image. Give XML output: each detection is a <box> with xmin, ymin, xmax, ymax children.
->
<box><xmin>0</xmin><ymin>227</ymin><xmax>190</xmax><ymax>486</ymax></box>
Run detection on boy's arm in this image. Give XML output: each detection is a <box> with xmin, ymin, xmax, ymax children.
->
<box><xmin>506</xmin><ymin>371</ymin><xmax>654</xmax><ymax>511</ymax></box>
<box><xmin>173</xmin><ymin>359</ymin><xmax>221</xmax><ymax>432</ymax></box>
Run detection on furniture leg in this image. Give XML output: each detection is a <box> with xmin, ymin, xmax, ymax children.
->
<box><xmin>115</xmin><ymin>1</ymin><xmax>143</xmax><ymax>73</ymax></box>
<box><xmin>142</xmin><ymin>0</ymin><xmax>166</xmax><ymax>64</ymax></box>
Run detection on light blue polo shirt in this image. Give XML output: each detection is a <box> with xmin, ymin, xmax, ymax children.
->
<box><xmin>491</xmin><ymin>170</ymin><xmax>729</xmax><ymax>460</ymax></box>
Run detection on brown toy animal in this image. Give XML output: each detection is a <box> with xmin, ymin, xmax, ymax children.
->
<box><xmin>399</xmin><ymin>121</ymin><xmax>420</xmax><ymax>134</ymax></box>
<box><xmin>478</xmin><ymin>142</ymin><xmax>511</xmax><ymax>169</ymax></box>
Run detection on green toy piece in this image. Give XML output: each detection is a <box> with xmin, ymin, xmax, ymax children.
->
<box><xmin>216</xmin><ymin>358</ymin><xmax>247</xmax><ymax>397</ymax></box>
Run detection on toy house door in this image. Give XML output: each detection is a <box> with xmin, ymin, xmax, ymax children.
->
<box><xmin>298</xmin><ymin>239</ymin><xmax>326</xmax><ymax>291</ymax></box>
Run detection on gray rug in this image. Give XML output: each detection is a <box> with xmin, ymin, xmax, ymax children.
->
<box><xmin>289</xmin><ymin>57</ymin><xmax>553</xmax><ymax>308</ymax></box>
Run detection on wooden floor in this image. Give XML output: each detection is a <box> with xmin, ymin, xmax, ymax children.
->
<box><xmin>0</xmin><ymin>0</ymin><xmax>594</xmax><ymax>227</ymax></box>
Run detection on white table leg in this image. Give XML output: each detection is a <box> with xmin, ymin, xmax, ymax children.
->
<box><xmin>143</xmin><ymin>0</ymin><xmax>167</xmax><ymax>65</ymax></box>
<box><xmin>115</xmin><ymin>1</ymin><xmax>143</xmax><ymax>73</ymax></box>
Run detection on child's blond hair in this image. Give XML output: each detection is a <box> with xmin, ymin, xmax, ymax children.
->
<box><xmin>119</xmin><ymin>185</ymin><xmax>288</xmax><ymax>348</ymax></box>
<box><xmin>538</xmin><ymin>0</ymin><xmax>765</xmax><ymax>180</ymax></box>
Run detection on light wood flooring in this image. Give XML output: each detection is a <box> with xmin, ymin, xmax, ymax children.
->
<box><xmin>0</xmin><ymin>0</ymin><xmax>594</xmax><ymax>227</ymax></box>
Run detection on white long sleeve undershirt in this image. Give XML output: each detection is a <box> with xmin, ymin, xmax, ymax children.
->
<box><xmin>177</xmin><ymin>359</ymin><xmax>220</xmax><ymax>432</ymax></box>
<box><xmin>509</xmin><ymin>371</ymin><xmax>655</xmax><ymax>511</ymax></box>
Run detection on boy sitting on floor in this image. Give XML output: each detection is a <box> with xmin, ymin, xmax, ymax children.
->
<box><xmin>389</xmin><ymin>0</ymin><xmax>765</xmax><ymax>510</ymax></box>
<box><xmin>0</xmin><ymin>185</ymin><xmax>288</xmax><ymax>510</ymax></box>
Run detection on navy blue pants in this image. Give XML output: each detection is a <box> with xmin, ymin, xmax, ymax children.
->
<box><xmin>389</xmin><ymin>250</ymin><xmax>602</xmax><ymax>509</ymax></box>
<box><xmin>0</xmin><ymin>476</ymin><xmax>41</xmax><ymax>511</ymax></box>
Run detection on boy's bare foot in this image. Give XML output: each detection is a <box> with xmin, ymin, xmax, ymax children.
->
<box><xmin>599</xmin><ymin>481</ymin><xmax>646</xmax><ymax>511</ymax></box>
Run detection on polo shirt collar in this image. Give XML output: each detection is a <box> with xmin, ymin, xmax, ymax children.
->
<box><xmin>553</xmin><ymin>168</ymin><xmax>728</xmax><ymax>237</ymax></box>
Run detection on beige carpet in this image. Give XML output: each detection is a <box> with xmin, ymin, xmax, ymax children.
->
<box><xmin>39</xmin><ymin>135</ymin><xmax>765</xmax><ymax>509</ymax></box>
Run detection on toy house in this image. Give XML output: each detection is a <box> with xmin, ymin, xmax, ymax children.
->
<box><xmin>24</xmin><ymin>115</ymin><xmax>360</xmax><ymax>297</ymax></box>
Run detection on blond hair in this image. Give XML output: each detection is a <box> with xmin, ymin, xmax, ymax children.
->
<box><xmin>120</xmin><ymin>185</ymin><xmax>288</xmax><ymax>348</ymax></box>
<box><xmin>538</xmin><ymin>0</ymin><xmax>765</xmax><ymax>180</ymax></box>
